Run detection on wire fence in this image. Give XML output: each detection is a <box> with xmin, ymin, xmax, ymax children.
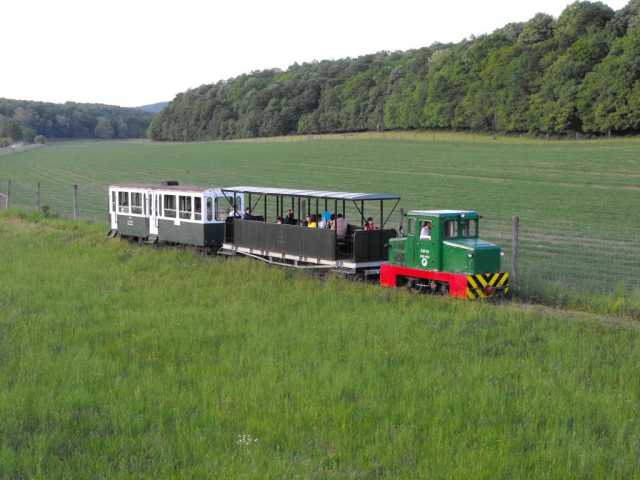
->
<box><xmin>1</xmin><ymin>178</ymin><xmax>639</xmax><ymax>298</ymax></box>
<box><xmin>1</xmin><ymin>178</ymin><xmax>107</xmax><ymax>224</ymax></box>
<box><xmin>481</xmin><ymin>216</ymin><xmax>640</xmax><ymax>297</ymax></box>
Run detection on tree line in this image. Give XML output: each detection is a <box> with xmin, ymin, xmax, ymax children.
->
<box><xmin>0</xmin><ymin>98</ymin><xmax>153</xmax><ymax>146</ymax></box>
<box><xmin>150</xmin><ymin>1</ymin><xmax>640</xmax><ymax>141</ymax></box>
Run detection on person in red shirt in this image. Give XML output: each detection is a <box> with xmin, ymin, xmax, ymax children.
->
<box><xmin>364</xmin><ymin>217</ymin><xmax>376</xmax><ymax>231</ymax></box>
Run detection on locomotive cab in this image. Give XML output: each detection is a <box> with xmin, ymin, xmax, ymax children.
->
<box><xmin>384</xmin><ymin>210</ymin><xmax>508</xmax><ymax>299</ymax></box>
<box><xmin>390</xmin><ymin>210</ymin><xmax>501</xmax><ymax>274</ymax></box>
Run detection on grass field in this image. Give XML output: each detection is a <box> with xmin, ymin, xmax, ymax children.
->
<box><xmin>1</xmin><ymin>133</ymin><xmax>639</xmax><ymax>297</ymax></box>
<box><xmin>1</xmin><ymin>211</ymin><xmax>640</xmax><ymax>478</ymax></box>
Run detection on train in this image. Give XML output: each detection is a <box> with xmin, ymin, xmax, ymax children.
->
<box><xmin>107</xmin><ymin>181</ymin><xmax>509</xmax><ymax>299</ymax></box>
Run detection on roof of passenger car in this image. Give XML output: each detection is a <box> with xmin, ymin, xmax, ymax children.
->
<box><xmin>109</xmin><ymin>183</ymin><xmax>215</xmax><ymax>193</ymax></box>
<box><xmin>222</xmin><ymin>186</ymin><xmax>400</xmax><ymax>201</ymax></box>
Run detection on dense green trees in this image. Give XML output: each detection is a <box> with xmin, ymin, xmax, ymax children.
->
<box><xmin>0</xmin><ymin>98</ymin><xmax>153</xmax><ymax>144</ymax></box>
<box><xmin>151</xmin><ymin>1</ymin><xmax>640</xmax><ymax>141</ymax></box>
<box><xmin>578</xmin><ymin>25</ymin><xmax>640</xmax><ymax>133</ymax></box>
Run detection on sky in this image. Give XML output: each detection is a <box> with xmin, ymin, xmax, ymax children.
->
<box><xmin>2</xmin><ymin>0</ymin><xmax>630</xmax><ymax>107</ymax></box>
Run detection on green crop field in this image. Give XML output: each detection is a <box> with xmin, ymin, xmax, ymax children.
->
<box><xmin>1</xmin><ymin>211</ymin><xmax>640</xmax><ymax>479</ymax></box>
<box><xmin>1</xmin><ymin>133</ymin><xmax>639</xmax><ymax>299</ymax></box>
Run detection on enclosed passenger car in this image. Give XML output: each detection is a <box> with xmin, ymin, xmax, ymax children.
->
<box><xmin>108</xmin><ymin>182</ymin><xmax>243</xmax><ymax>247</ymax></box>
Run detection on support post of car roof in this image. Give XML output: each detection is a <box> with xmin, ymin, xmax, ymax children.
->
<box><xmin>380</xmin><ymin>200</ymin><xmax>383</xmax><ymax>228</ymax></box>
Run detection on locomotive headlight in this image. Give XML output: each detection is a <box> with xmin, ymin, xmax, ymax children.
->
<box><xmin>500</xmin><ymin>252</ymin><xmax>505</xmax><ymax>257</ymax></box>
<box><xmin>467</xmin><ymin>253</ymin><xmax>473</xmax><ymax>258</ymax></box>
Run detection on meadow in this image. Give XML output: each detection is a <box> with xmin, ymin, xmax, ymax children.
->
<box><xmin>1</xmin><ymin>132</ymin><xmax>639</xmax><ymax>298</ymax></box>
<box><xmin>1</xmin><ymin>211</ymin><xmax>640</xmax><ymax>479</ymax></box>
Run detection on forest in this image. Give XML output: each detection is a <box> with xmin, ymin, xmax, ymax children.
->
<box><xmin>0</xmin><ymin>98</ymin><xmax>153</xmax><ymax>146</ymax></box>
<box><xmin>150</xmin><ymin>1</ymin><xmax>640</xmax><ymax>141</ymax></box>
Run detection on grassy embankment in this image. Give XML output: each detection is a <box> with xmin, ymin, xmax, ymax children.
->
<box><xmin>1</xmin><ymin>211</ymin><xmax>639</xmax><ymax>478</ymax></box>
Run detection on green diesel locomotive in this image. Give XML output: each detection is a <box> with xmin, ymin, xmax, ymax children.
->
<box><xmin>380</xmin><ymin>210</ymin><xmax>509</xmax><ymax>299</ymax></box>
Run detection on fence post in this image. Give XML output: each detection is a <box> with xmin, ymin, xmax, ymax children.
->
<box><xmin>73</xmin><ymin>184</ymin><xmax>78</xmax><ymax>219</ymax></box>
<box><xmin>6</xmin><ymin>180</ymin><xmax>11</xmax><ymax>209</ymax></box>
<box><xmin>36</xmin><ymin>182</ymin><xmax>41</xmax><ymax>211</ymax></box>
<box><xmin>512</xmin><ymin>216</ymin><xmax>520</xmax><ymax>286</ymax></box>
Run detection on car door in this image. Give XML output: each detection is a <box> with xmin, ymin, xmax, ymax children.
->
<box><xmin>148</xmin><ymin>191</ymin><xmax>158</xmax><ymax>235</ymax></box>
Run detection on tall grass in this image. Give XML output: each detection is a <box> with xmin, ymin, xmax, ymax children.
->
<box><xmin>514</xmin><ymin>276</ymin><xmax>640</xmax><ymax>320</ymax></box>
<box><xmin>1</xmin><ymin>211</ymin><xmax>639</xmax><ymax>478</ymax></box>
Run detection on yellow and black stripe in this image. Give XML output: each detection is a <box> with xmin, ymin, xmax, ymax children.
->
<box><xmin>466</xmin><ymin>272</ymin><xmax>510</xmax><ymax>299</ymax></box>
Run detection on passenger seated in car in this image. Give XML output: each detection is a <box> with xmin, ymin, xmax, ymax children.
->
<box><xmin>336</xmin><ymin>213</ymin><xmax>347</xmax><ymax>238</ymax></box>
<box><xmin>284</xmin><ymin>208</ymin><xmax>296</xmax><ymax>225</ymax></box>
<box><xmin>243</xmin><ymin>208</ymin><xmax>255</xmax><ymax>220</ymax></box>
<box><xmin>227</xmin><ymin>209</ymin><xmax>240</xmax><ymax>218</ymax></box>
<box><xmin>321</xmin><ymin>210</ymin><xmax>332</xmax><ymax>228</ymax></box>
<box><xmin>364</xmin><ymin>217</ymin><xmax>376</xmax><ymax>231</ymax></box>
<box><xmin>308</xmin><ymin>214</ymin><xmax>318</xmax><ymax>228</ymax></box>
<box><xmin>276</xmin><ymin>216</ymin><xmax>284</xmax><ymax>224</ymax></box>
<box><xmin>329</xmin><ymin>214</ymin><xmax>336</xmax><ymax>230</ymax></box>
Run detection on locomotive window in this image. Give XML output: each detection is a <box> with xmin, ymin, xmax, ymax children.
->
<box><xmin>118</xmin><ymin>191</ymin><xmax>129</xmax><ymax>214</ymax></box>
<box><xmin>468</xmin><ymin>219</ymin><xmax>478</xmax><ymax>237</ymax></box>
<box><xmin>407</xmin><ymin>218</ymin><xmax>414</xmax><ymax>235</ymax></box>
<box><xmin>207</xmin><ymin>197</ymin><xmax>213</xmax><ymax>221</ymax></box>
<box><xmin>461</xmin><ymin>219</ymin><xmax>478</xmax><ymax>237</ymax></box>
<box><xmin>164</xmin><ymin>195</ymin><xmax>176</xmax><ymax>218</ymax></box>
<box><xmin>179</xmin><ymin>195</ymin><xmax>192</xmax><ymax>220</ymax></box>
<box><xmin>194</xmin><ymin>197</ymin><xmax>202</xmax><ymax>221</ymax></box>
<box><xmin>444</xmin><ymin>220</ymin><xmax>458</xmax><ymax>239</ymax></box>
<box><xmin>111</xmin><ymin>191</ymin><xmax>116</xmax><ymax>213</ymax></box>
<box><xmin>130</xmin><ymin>192</ymin><xmax>142</xmax><ymax>215</ymax></box>
<box><xmin>420</xmin><ymin>221</ymin><xmax>432</xmax><ymax>240</ymax></box>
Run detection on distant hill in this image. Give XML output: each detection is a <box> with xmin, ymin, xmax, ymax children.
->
<box><xmin>0</xmin><ymin>98</ymin><xmax>154</xmax><ymax>142</ymax></box>
<box><xmin>150</xmin><ymin>0</ymin><xmax>640</xmax><ymax>141</ymax></box>
<box><xmin>136</xmin><ymin>102</ymin><xmax>169</xmax><ymax>114</ymax></box>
